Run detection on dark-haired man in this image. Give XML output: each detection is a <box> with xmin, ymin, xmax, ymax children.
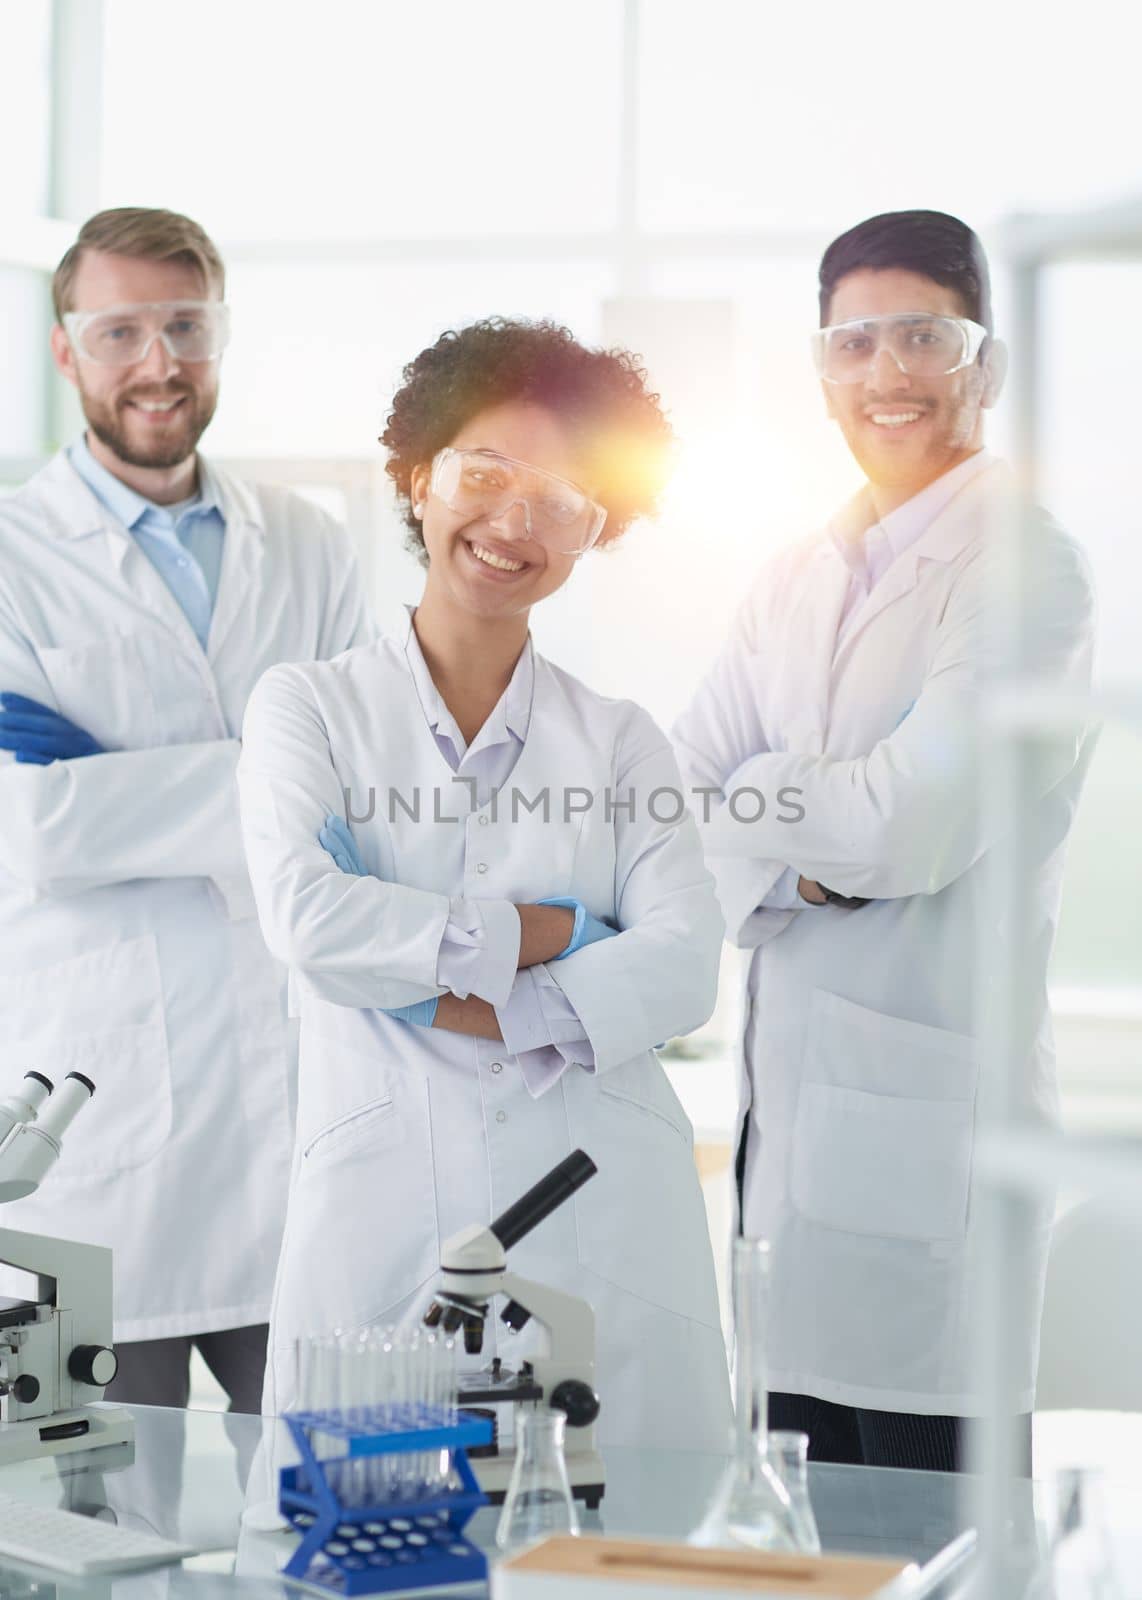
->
<box><xmin>674</xmin><ymin>211</ymin><xmax>1095</xmax><ymax>1471</ymax></box>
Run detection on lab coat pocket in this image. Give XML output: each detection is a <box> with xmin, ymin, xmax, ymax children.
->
<box><xmin>36</xmin><ymin>632</ymin><xmax>161</xmax><ymax>751</ymax></box>
<box><xmin>790</xmin><ymin>990</ymin><xmax>978</xmax><ymax>1242</ymax></box>
<box><xmin>0</xmin><ymin>934</ymin><xmax>172</xmax><ymax>1175</ymax></box>
<box><xmin>597</xmin><ymin>1081</ymin><xmax>692</xmax><ymax>1150</ymax></box>
<box><xmin>289</xmin><ymin>1048</ymin><xmax>439</xmax><ymax>1329</ymax></box>
<box><xmin>301</xmin><ymin>1096</ymin><xmax>401</xmax><ymax>1166</ymax></box>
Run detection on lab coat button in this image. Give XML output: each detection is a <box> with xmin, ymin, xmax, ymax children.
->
<box><xmin>495</xmin><ymin>1110</ymin><xmax>507</xmax><ymax>1124</ymax></box>
<box><xmin>476</xmin><ymin>862</ymin><xmax>488</xmax><ymax>874</ymax></box>
<box><xmin>490</xmin><ymin>1061</ymin><xmax>503</xmax><ymax>1074</ymax></box>
<box><xmin>478</xmin><ymin>814</ymin><xmax>489</xmax><ymax>826</ymax></box>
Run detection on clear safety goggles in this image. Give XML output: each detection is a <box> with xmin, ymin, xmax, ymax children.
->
<box><xmin>811</xmin><ymin>312</ymin><xmax>988</xmax><ymax>385</ymax></box>
<box><xmin>63</xmin><ymin>300</ymin><xmax>231</xmax><ymax>366</ymax></box>
<box><xmin>430</xmin><ymin>447</ymin><xmax>607</xmax><ymax>556</ymax></box>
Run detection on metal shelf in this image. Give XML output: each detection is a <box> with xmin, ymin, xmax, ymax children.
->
<box><xmin>969</xmin><ymin>170</ymin><xmax>1142</xmax><ymax>1582</ymax></box>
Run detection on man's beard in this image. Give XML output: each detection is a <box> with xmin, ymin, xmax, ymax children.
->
<box><xmin>80</xmin><ymin>381</ymin><xmax>218</xmax><ymax>471</ymax></box>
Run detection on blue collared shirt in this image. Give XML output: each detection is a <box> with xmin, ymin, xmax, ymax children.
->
<box><xmin>68</xmin><ymin>434</ymin><xmax>226</xmax><ymax>650</ymax></box>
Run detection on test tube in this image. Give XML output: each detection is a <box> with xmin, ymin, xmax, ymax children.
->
<box><xmin>339</xmin><ymin>1330</ymin><xmax>371</xmax><ymax>1508</ymax></box>
<box><xmin>298</xmin><ymin>1319</ymin><xmax>466</xmax><ymax>1510</ymax></box>
<box><xmin>398</xmin><ymin>1326</ymin><xmax>418</xmax><ymax>1499</ymax></box>
<box><xmin>364</xmin><ymin>1325</ymin><xmax>393</xmax><ymax>1505</ymax></box>
<box><xmin>323</xmin><ymin>1329</ymin><xmax>347</xmax><ymax>1501</ymax></box>
<box><xmin>298</xmin><ymin>1331</ymin><xmax>334</xmax><ymax>1418</ymax></box>
<box><xmin>294</xmin><ymin>1336</ymin><xmax>314</xmax><ymax>1491</ymax></box>
<box><xmin>377</xmin><ymin>1324</ymin><xmax>401</xmax><ymax>1501</ymax></box>
<box><xmin>295</xmin><ymin>1331</ymin><xmax>341</xmax><ymax>1487</ymax></box>
<box><xmin>410</xmin><ymin>1330</ymin><xmax>430</xmax><ymax>1494</ymax></box>
<box><xmin>443</xmin><ymin>1334</ymin><xmax>460</xmax><ymax>1488</ymax></box>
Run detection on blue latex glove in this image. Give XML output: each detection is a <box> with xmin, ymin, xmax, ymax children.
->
<box><xmin>319</xmin><ymin>814</ymin><xmax>367</xmax><ymax>876</ymax></box>
<box><xmin>384</xmin><ymin>998</ymin><xmax>439</xmax><ymax>1026</ymax></box>
<box><xmin>0</xmin><ymin>693</ymin><xmax>104</xmax><ymax>764</ymax></box>
<box><xmin>537</xmin><ymin>896</ymin><xmax>617</xmax><ymax>960</ymax></box>
<box><xmin>317</xmin><ymin>814</ymin><xmax>438</xmax><ymax>1027</ymax></box>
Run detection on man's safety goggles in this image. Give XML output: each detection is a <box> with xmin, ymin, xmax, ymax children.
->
<box><xmin>63</xmin><ymin>300</ymin><xmax>231</xmax><ymax>366</ymax></box>
<box><xmin>810</xmin><ymin>312</ymin><xmax>988</xmax><ymax>385</ymax></box>
<box><xmin>430</xmin><ymin>447</ymin><xmax>607</xmax><ymax>556</ymax></box>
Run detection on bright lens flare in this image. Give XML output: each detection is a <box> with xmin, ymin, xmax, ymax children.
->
<box><xmin>661</xmin><ymin>424</ymin><xmax>862</xmax><ymax>553</ymax></box>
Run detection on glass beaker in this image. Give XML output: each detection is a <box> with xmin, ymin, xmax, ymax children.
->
<box><xmin>691</xmin><ymin>1238</ymin><xmax>806</xmax><ymax>1552</ymax></box>
<box><xmin>769</xmin><ymin>1430</ymin><xmax>822</xmax><ymax>1554</ymax></box>
<box><xmin>495</xmin><ymin>1409</ymin><xmax>580</xmax><ymax>1555</ymax></box>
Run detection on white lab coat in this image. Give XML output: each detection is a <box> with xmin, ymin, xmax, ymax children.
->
<box><xmin>0</xmin><ymin>452</ymin><xmax>376</xmax><ymax>1340</ymax></box>
<box><xmin>236</xmin><ymin>623</ymin><xmax>733</xmax><ymax>1450</ymax></box>
<box><xmin>673</xmin><ymin>460</ymin><xmax>1095</xmax><ymax>1415</ymax></box>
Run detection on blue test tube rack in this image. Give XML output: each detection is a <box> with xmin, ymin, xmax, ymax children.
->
<box><xmin>279</xmin><ymin>1405</ymin><xmax>494</xmax><ymax>1595</ymax></box>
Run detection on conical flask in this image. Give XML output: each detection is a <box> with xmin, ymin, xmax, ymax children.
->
<box><xmin>769</xmin><ymin>1430</ymin><xmax>822</xmax><ymax>1554</ymax></box>
<box><xmin>495</xmin><ymin>1409</ymin><xmax>580</xmax><ymax>1556</ymax></box>
<box><xmin>691</xmin><ymin>1238</ymin><xmax>808</xmax><ymax>1552</ymax></box>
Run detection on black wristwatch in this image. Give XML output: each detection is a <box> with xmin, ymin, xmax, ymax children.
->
<box><xmin>819</xmin><ymin>884</ymin><xmax>871</xmax><ymax>909</ymax></box>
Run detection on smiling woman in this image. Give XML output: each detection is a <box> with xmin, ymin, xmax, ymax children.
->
<box><xmin>383</xmin><ymin>318</ymin><xmax>673</xmax><ymax>563</ymax></box>
<box><xmin>236</xmin><ymin>315</ymin><xmax>734</xmax><ymax>1453</ymax></box>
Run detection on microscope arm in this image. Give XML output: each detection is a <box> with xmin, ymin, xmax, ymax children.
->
<box><xmin>497</xmin><ymin>1271</ymin><xmax>595</xmax><ymax>1368</ymax></box>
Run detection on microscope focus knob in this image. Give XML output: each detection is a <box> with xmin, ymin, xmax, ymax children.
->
<box><xmin>549</xmin><ymin>1379</ymin><xmax>600</xmax><ymax>1428</ymax></box>
<box><xmin>69</xmin><ymin>1345</ymin><xmax>119</xmax><ymax>1388</ymax></box>
<box><xmin>11</xmin><ymin>1374</ymin><xmax>40</xmax><ymax>1405</ymax></box>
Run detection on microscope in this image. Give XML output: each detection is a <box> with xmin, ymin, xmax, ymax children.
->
<box><xmin>0</xmin><ymin>1071</ymin><xmax>133</xmax><ymax>1462</ymax></box>
<box><xmin>423</xmin><ymin>1149</ymin><xmax>605</xmax><ymax>1509</ymax></box>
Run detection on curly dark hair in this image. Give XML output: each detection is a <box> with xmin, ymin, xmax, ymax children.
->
<box><xmin>381</xmin><ymin>317</ymin><xmax>675</xmax><ymax>562</ymax></box>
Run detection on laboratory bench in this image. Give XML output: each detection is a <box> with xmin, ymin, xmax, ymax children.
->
<box><xmin>0</xmin><ymin>1401</ymin><xmax>1003</xmax><ymax>1599</ymax></box>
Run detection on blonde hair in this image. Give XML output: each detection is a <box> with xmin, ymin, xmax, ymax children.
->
<box><xmin>52</xmin><ymin>207</ymin><xmax>225</xmax><ymax>321</ymax></box>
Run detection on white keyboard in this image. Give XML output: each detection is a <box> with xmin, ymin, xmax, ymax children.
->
<box><xmin>0</xmin><ymin>1490</ymin><xmax>197</xmax><ymax>1577</ymax></box>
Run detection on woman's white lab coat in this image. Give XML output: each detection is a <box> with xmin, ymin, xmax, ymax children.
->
<box><xmin>673</xmin><ymin>460</ymin><xmax>1096</xmax><ymax>1416</ymax></box>
<box><xmin>237</xmin><ymin>620</ymin><xmax>732</xmax><ymax>1450</ymax></box>
<box><xmin>0</xmin><ymin>451</ymin><xmax>374</xmax><ymax>1339</ymax></box>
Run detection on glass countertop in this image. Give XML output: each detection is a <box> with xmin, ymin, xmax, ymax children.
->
<box><xmin>0</xmin><ymin>1402</ymin><xmax>1004</xmax><ymax>1599</ymax></box>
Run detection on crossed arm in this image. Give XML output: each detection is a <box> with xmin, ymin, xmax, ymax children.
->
<box><xmin>316</xmin><ymin>815</ymin><xmax>599</xmax><ymax>1041</ymax></box>
<box><xmin>675</xmin><ymin>530</ymin><xmax>1095</xmax><ymax>944</ymax></box>
<box><xmin>236</xmin><ymin>664</ymin><xmax>621</xmax><ymax>1049</ymax></box>
<box><xmin>238</xmin><ymin>665</ymin><xmax>721</xmax><ymax>1077</ymax></box>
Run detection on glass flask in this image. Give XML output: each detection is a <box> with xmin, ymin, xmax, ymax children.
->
<box><xmin>769</xmin><ymin>1430</ymin><xmax>822</xmax><ymax>1554</ymax></box>
<box><xmin>495</xmin><ymin>1409</ymin><xmax>580</xmax><ymax>1555</ymax></box>
<box><xmin>690</xmin><ymin>1238</ymin><xmax>808</xmax><ymax>1553</ymax></box>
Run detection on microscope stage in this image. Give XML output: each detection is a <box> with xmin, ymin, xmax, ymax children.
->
<box><xmin>0</xmin><ymin>1296</ymin><xmax>45</xmax><ymax>1331</ymax></box>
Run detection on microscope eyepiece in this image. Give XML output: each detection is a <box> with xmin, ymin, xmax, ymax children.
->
<box><xmin>489</xmin><ymin>1150</ymin><xmax>597</xmax><ymax>1252</ymax></box>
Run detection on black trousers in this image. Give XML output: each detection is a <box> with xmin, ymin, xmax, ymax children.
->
<box><xmin>768</xmin><ymin>1390</ymin><xmax>1032</xmax><ymax>1475</ymax></box>
<box><xmin>103</xmin><ymin>1323</ymin><xmax>268</xmax><ymax>1414</ymax></box>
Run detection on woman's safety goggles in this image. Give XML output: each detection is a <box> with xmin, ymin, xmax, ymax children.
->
<box><xmin>430</xmin><ymin>447</ymin><xmax>607</xmax><ymax>556</ymax></box>
<box><xmin>63</xmin><ymin>300</ymin><xmax>231</xmax><ymax>366</ymax></box>
<box><xmin>810</xmin><ymin>312</ymin><xmax>988</xmax><ymax>385</ymax></box>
